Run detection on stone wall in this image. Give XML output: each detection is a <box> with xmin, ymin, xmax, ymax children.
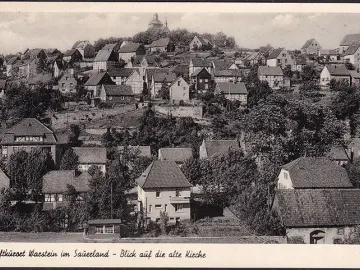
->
<box><xmin>154</xmin><ymin>105</ymin><xmax>203</xmax><ymax>119</ymax></box>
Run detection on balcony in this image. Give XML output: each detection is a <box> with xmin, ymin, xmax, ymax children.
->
<box><xmin>170</xmin><ymin>196</ymin><xmax>190</xmax><ymax>204</ymax></box>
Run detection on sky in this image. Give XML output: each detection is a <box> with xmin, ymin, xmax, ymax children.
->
<box><xmin>1</xmin><ymin>12</ymin><xmax>360</xmax><ymax>55</ymax></box>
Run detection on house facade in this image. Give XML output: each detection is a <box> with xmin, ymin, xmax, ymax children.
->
<box><xmin>266</xmin><ymin>48</ymin><xmax>294</xmax><ymax>69</ymax></box>
<box><xmin>258</xmin><ymin>66</ymin><xmax>285</xmax><ymax>89</ymax></box>
<box><xmin>190</xmin><ymin>68</ymin><xmax>211</xmax><ymax>92</ymax></box>
<box><xmin>108</xmin><ymin>68</ymin><xmax>135</xmax><ymax>85</ymax></box>
<box><xmin>84</xmin><ymin>72</ymin><xmax>115</xmax><ymax>97</ymax></box>
<box><xmin>118</xmin><ymin>43</ymin><xmax>146</xmax><ymax>63</ymax></box>
<box><xmin>319</xmin><ymin>64</ymin><xmax>350</xmax><ymax>88</ymax></box>
<box><xmin>151</xmin><ymin>72</ymin><xmax>177</xmax><ymax>98</ymax></box>
<box><xmin>199</xmin><ymin>139</ymin><xmax>240</xmax><ymax>159</ymax></box>
<box><xmin>125</xmin><ymin>69</ymin><xmax>143</xmax><ymax>96</ymax></box>
<box><xmin>100</xmin><ymin>84</ymin><xmax>134</xmax><ymax>104</ymax></box>
<box><xmin>149</xmin><ymin>38</ymin><xmax>174</xmax><ymax>53</ymax></box>
<box><xmin>301</xmin><ymin>38</ymin><xmax>322</xmax><ymax>55</ymax></box>
<box><xmin>215</xmin><ymin>82</ymin><xmax>248</xmax><ymax>105</ymax></box>
<box><xmin>213</xmin><ymin>69</ymin><xmax>241</xmax><ymax>83</ymax></box>
<box><xmin>73</xmin><ymin>147</ymin><xmax>107</xmax><ymax>174</ymax></box>
<box><xmin>339</xmin><ymin>33</ymin><xmax>360</xmax><ymax>54</ymax></box>
<box><xmin>136</xmin><ymin>161</ymin><xmax>192</xmax><ymax>223</ymax></box>
<box><xmin>58</xmin><ymin>71</ymin><xmax>77</xmax><ymax>95</ymax></box>
<box><xmin>343</xmin><ymin>42</ymin><xmax>360</xmax><ymax>68</ymax></box>
<box><xmin>189</xmin><ymin>58</ymin><xmax>212</xmax><ymax>77</ymax></box>
<box><xmin>189</xmin><ymin>36</ymin><xmax>212</xmax><ymax>51</ymax></box>
<box><xmin>169</xmin><ymin>76</ymin><xmax>190</xmax><ymax>102</ymax></box>
<box><xmin>93</xmin><ymin>49</ymin><xmax>118</xmax><ymax>72</ymax></box>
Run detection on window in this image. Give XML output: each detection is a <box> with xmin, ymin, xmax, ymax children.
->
<box><xmin>205</xmin><ymin>79</ymin><xmax>208</xmax><ymax>82</ymax></box>
<box><xmin>121</xmin><ymin>96</ymin><xmax>125</xmax><ymax>100</ymax></box>
<box><xmin>156</xmin><ymin>190</ymin><xmax>161</xmax><ymax>198</ymax></box>
<box><xmin>284</xmin><ymin>172</ymin><xmax>288</xmax><ymax>179</ymax></box>
<box><xmin>175</xmin><ymin>204</ymin><xmax>183</xmax><ymax>212</ymax></box>
<box><xmin>95</xmin><ymin>226</ymin><xmax>103</xmax><ymax>234</ymax></box>
<box><xmin>13</xmin><ymin>147</ymin><xmax>19</xmax><ymax>153</ymax></box>
<box><xmin>70</xmin><ymin>83</ymin><xmax>73</xmax><ymax>87</ymax></box>
<box><xmin>155</xmin><ymin>204</ymin><xmax>162</xmax><ymax>209</ymax></box>
<box><xmin>337</xmin><ymin>228</ymin><xmax>344</xmax><ymax>235</ymax></box>
<box><xmin>176</xmin><ymin>189</ymin><xmax>181</xmax><ymax>197</ymax></box>
<box><xmin>199</xmin><ymin>79</ymin><xmax>203</xmax><ymax>83</ymax></box>
<box><xmin>205</xmin><ymin>84</ymin><xmax>208</xmax><ymax>90</ymax></box>
<box><xmin>149</xmin><ymin>205</ymin><xmax>152</xmax><ymax>213</ymax></box>
<box><xmin>57</xmin><ymin>194</ymin><xmax>63</xmax><ymax>202</ymax></box>
<box><xmin>62</xmin><ymin>83</ymin><xmax>65</xmax><ymax>87</ymax></box>
<box><xmin>45</xmin><ymin>194</ymin><xmax>52</xmax><ymax>202</ymax></box>
<box><xmin>178</xmin><ymin>81</ymin><xmax>181</xmax><ymax>86</ymax></box>
<box><xmin>164</xmin><ymin>204</ymin><xmax>167</xmax><ymax>212</ymax></box>
<box><xmin>1</xmin><ymin>147</ymin><xmax>7</xmax><ymax>157</ymax></box>
<box><xmin>104</xmin><ymin>226</ymin><xmax>114</xmax><ymax>234</ymax></box>
<box><xmin>285</xmin><ymin>59</ymin><xmax>288</xmax><ymax>63</ymax></box>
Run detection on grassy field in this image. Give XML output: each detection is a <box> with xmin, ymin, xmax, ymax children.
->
<box><xmin>0</xmin><ymin>232</ymin><xmax>285</xmax><ymax>243</ymax></box>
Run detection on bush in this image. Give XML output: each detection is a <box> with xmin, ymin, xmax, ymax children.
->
<box><xmin>170</xmin><ymin>222</ymin><xmax>189</xmax><ymax>237</ymax></box>
<box><xmin>287</xmin><ymin>236</ymin><xmax>305</xmax><ymax>244</ymax></box>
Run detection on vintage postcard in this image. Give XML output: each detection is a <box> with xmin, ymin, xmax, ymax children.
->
<box><xmin>1</xmin><ymin>2</ymin><xmax>360</xmax><ymax>267</ymax></box>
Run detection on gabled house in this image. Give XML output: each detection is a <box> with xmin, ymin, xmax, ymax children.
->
<box><xmin>151</xmin><ymin>72</ymin><xmax>177</xmax><ymax>98</ymax></box>
<box><xmin>291</xmin><ymin>55</ymin><xmax>308</xmax><ymax>73</ymax></box>
<box><xmin>0</xmin><ymin>168</ymin><xmax>10</xmax><ymax>190</ymax></box>
<box><xmin>58</xmin><ymin>71</ymin><xmax>77</xmax><ymax>95</ymax></box>
<box><xmin>189</xmin><ymin>58</ymin><xmax>212</xmax><ymax>77</ymax></box>
<box><xmin>319</xmin><ymin>64</ymin><xmax>350</xmax><ymax>88</ymax></box>
<box><xmin>259</xmin><ymin>44</ymin><xmax>274</xmax><ymax>56</ymax></box>
<box><xmin>46</xmin><ymin>55</ymin><xmax>64</xmax><ymax>78</ymax></box>
<box><xmin>73</xmin><ymin>147</ymin><xmax>107</xmax><ymax>174</ymax></box>
<box><xmin>301</xmin><ymin>38</ymin><xmax>322</xmax><ymax>55</ymax></box>
<box><xmin>213</xmin><ymin>69</ymin><xmax>241</xmax><ymax>83</ymax></box>
<box><xmin>22</xmin><ymin>48</ymin><xmax>47</xmax><ymax>61</ymax></box>
<box><xmin>190</xmin><ymin>67</ymin><xmax>211</xmax><ymax>92</ymax></box>
<box><xmin>149</xmin><ymin>37</ymin><xmax>175</xmax><ymax>53</ymax></box>
<box><xmin>125</xmin><ymin>69</ymin><xmax>143</xmax><ymax>96</ymax></box>
<box><xmin>126</xmin><ymin>55</ymin><xmax>158</xmax><ymax>83</ymax></box>
<box><xmin>158</xmin><ymin>148</ymin><xmax>193</xmax><ymax>166</ymax></box>
<box><xmin>211</xmin><ymin>59</ymin><xmax>234</xmax><ymax>71</ymax></box>
<box><xmin>100</xmin><ymin>84</ymin><xmax>134</xmax><ymax>104</ymax></box>
<box><xmin>100</xmin><ymin>43</ymin><xmax>121</xmax><ymax>53</ymax></box>
<box><xmin>189</xmin><ymin>36</ymin><xmax>213</xmax><ymax>51</ymax></box>
<box><xmin>118</xmin><ymin>43</ymin><xmax>146</xmax><ymax>63</ymax></box>
<box><xmin>258</xmin><ymin>66</ymin><xmax>285</xmax><ymax>89</ymax></box>
<box><xmin>215</xmin><ymin>82</ymin><xmax>247</xmax><ymax>105</ymax></box>
<box><xmin>339</xmin><ymin>33</ymin><xmax>360</xmax><ymax>54</ymax></box>
<box><xmin>199</xmin><ymin>139</ymin><xmax>240</xmax><ymax>159</ymax></box>
<box><xmin>42</xmin><ymin>170</ymin><xmax>91</xmax><ymax>210</ymax></box>
<box><xmin>93</xmin><ymin>49</ymin><xmax>118</xmax><ymax>72</ymax></box>
<box><xmin>108</xmin><ymin>68</ymin><xmax>136</xmax><ymax>85</ymax></box>
<box><xmin>277</xmin><ymin>157</ymin><xmax>352</xmax><ymax>190</ymax></box>
<box><xmin>0</xmin><ymin>118</ymin><xmax>63</xmax><ymax>164</ymax></box>
<box><xmin>72</xmin><ymin>40</ymin><xmax>96</xmax><ymax>59</ymax></box>
<box><xmin>273</xmin><ymin>189</ymin><xmax>360</xmax><ymax>244</ymax></box>
<box><xmin>349</xmin><ymin>69</ymin><xmax>360</xmax><ymax>87</ymax></box>
<box><xmin>343</xmin><ymin>42</ymin><xmax>360</xmax><ymax>68</ymax></box>
<box><xmin>169</xmin><ymin>76</ymin><xmax>190</xmax><ymax>103</ymax></box>
<box><xmin>145</xmin><ymin>68</ymin><xmax>171</xmax><ymax>90</ymax></box>
<box><xmin>243</xmin><ymin>52</ymin><xmax>266</xmax><ymax>66</ymax></box>
<box><xmin>6</xmin><ymin>56</ymin><xmax>22</xmax><ymax>77</ymax></box>
<box><xmin>84</xmin><ymin>72</ymin><xmax>115</xmax><ymax>97</ymax></box>
<box><xmin>136</xmin><ymin>160</ymin><xmax>192</xmax><ymax>222</ymax></box>
<box><xmin>63</xmin><ymin>49</ymin><xmax>82</xmax><ymax>63</ymax></box>
<box><xmin>266</xmin><ymin>48</ymin><xmax>294</xmax><ymax>69</ymax></box>
<box><xmin>318</xmin><ymin>49</ymin><xmax>340</xmax><ymax>63</ymax></box>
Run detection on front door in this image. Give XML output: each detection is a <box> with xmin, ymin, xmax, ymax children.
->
<box><xmin>310</xmin><ymin>230</ymin><xmax>325</xmax><ymax>244</ymax></box>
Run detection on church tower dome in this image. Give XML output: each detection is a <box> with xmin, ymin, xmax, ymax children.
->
<box><xmin>148</xmin><ymin>13</ymin><xmax>163</xmax><ymax>29</ymax></box>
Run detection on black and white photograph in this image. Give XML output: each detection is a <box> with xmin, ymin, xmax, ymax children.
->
<box><xmin>1</xmin><ymin>3</ymin><xmax>360</xmax><ymax>247</ymax></box>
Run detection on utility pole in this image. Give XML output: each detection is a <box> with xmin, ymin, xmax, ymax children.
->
<box><xmin>110</xmin><ymin>181</ymin><xmax>113</xmax><ymax>219</ymax></box>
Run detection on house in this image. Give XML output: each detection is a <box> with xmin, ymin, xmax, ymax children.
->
<box><xmin>45</xmin><ymin>48</ymin><xmax>61</xmax><ymax>57</ymax></box>
<box><xmin>117</xmin><ymin>145</ymin><xmax>152</xmax><ymax>158</ymax></box>
<box><xmin>169</xmin><ymin>76</ymin><xmax>190</xmax><ymax>103</ymax></box>
<box><xmin>277</xmin><ymin>157</ymin><xmax>352</xmax><ymax>189</ymax></box>
<box><xmin>259</xmin><ymin>44</ymin><xmax>274</xmax><ymax>56</ymax></box>
<box><xmin>266</xmin><ymin>48</ymin><xmax>294</xmax><ymax>69</ymax></box>
<box><xmin>291</xmin><ymin>55</ymin><xmax>308</xmax><ymax>73</ymax></box>
<box><xmin>125</xmin><ymin>69</ymin><xmax>143</xmax><ymax>96</ymax></box>
<box><xmin>84</xmin><ymin>72</ymin><xmax>115</xmax><ymax>97</ymax></box>
<box><xmin>126</xmin><ymin>55</ymin><xmax>158</xmax><ymax>83</ymax></box>
<box><xmin>149</xmin><ymin>38</ymin><xmax>175</xmax><ymax>53</ymax></box>
<box><xmin>100</xmin><ymin>84</ymin><xmax>134</xmax><ymax>104</ymax></box>
<box><xmin>339</xmin><ymin>33</ymin><xmax>360</xmax><ymax>54</ymax></box>
<box><xmin>101</xmin><ymin>43</ymin><xmax>121</xmax><ymax>53</ymax></box>
<box><xmin>199</xmin><ymin>139</ymin><xmax>240</xmax><ymax>159</ymax></box>
<box><xmin>151</xmin><ymin>72</ymin><xmax>177</xmax><ymax>98</ymax></box>
<box><xmin>63</xmin><ymin>49</ymin><xmax>82</xmax><ymax>63</ymax></box>
<box><xmin>72</xmin><ymin>40</ymin><xmax>96</xmax><ymax>59</ymax></box>
<box><xmin>171</xmin><ymin>64</ymin><xmax>189</xmax><ymax>79</ymax></box>
<box><xmin>272</xmin><ymin>189</ymin><xmax>360</xmax><ymax>244</ymax></box>
<box><xmin>118</xmin><ymin>43</ymin><xmax>146</xmax><ymax>63</ymax></box>
<box><xmin>243</xmin><ymin>52</ymin><xmax>266</xmax><ymax>66</ymax></box>
<box><xmin>6</xmin><ymin>56</ymin><xmax>21</xmax><ymax>76</ymax></box>
<box><xmin>108</xmin><ymin>68</ymin><xmax>136</xmax><ymax>85</ymax></box>
<box><xmin>318</xmin><ymin>49</ymin><xmax>340</xmax><ymax>63</ymax></box>
<box><xmin>22</xmin><ymin>48</ymin><xmax>47</xmax><ymax>61</ymax></box>
<box><xmin>349</xmin><ymin>69</ymin><xmax>360</xmax><ymax>87</ymax></box>
<box><xmin>58</xmin><ymin>71</ymin><xmax>77</xmax><ymax>95</ymax></box>
<box><xmin>190</xmin><ymin>68</ymin><xmax>211</xmax><ymax>92</ymax></box>
<box><xmin>189</xmin><ymin>58</ymin><xmax>212</xmax><ymax>77</ymax></box>
<box><xmin>215</xmin><ymin>82</ymin><xmax>247</xmax><ymax>105</ymax></box>
<box><xmin>93</xmin><ymin>49</ymin><xmax>118</xmax><ymax>72</ymax></box>
<box><xmin>301</xmin><ymin>38</ymin><xmax>322</xmax><ymax>55</ymax></box>
<box><xmin>189</xmin><ymin>36</ymin><xmax>213</xmax><ymax>51</ymax></box>
<box><xmin>42</xmin><ymin>170</ymin><xmax>92</xmax><ymax>210</ymax></box>
<box><xmin>28</xmin><ymin>72</ymin><xmax>53</xmax><ymax>90</ymax></box>
<box><xmin>343</xmin><ymin>42</ymin><xmax>360</xmax><ymax>68</ymax></box>
<box><xmin>86</xmin><ymin>219</ymin><xmax>122</xmax><ymax>236</ymax></box>
<box><xmin>73</xmin><ymin>147</ymin><xmax>107</xmax><ymax>174</ymax></box>
<box><xmin>258</xmin><ymin>66</ymin><xmax>285</xmax><ymax>89</ymax></box>
<box><xmin>158</xmin><ymin>148</ymin><xmax>193</xmax><ymax>166</ymax></box>
<box><xmin>327</xmin><ymin>145</ymin><xmax>350</xmax><ymax>166</ymax></box>
<box><xmin>0</xmin><ymin>168</ymin><xmax>10</xmax><ymax>190</ymax></box>
<box><xmin>319</xmin><ymin>64</ymin><xmax>350</xmax><ymax>88</ymax></box>
<box><xmin>213</xmin><ymin>69</ymin><xmax>241</xmax><ymax>83</ymax></box>
<box><xmin>136</xmin><ymin>160</ymin><xmax>192</xmax><ymax>223</ymax></box>
<box><xmin>211</xmin><ymin>59</ymin><xmax>234</xmax><ymax>71</ymax></box>
<box><xmin>0</xmin><ymin>118</ymin><xmax>63</xmax><ymax>164</ymax></box>
<box><xmin>145</xmin><ymin>68</ymin><xmax>171</xmax><ymax>90</ymax></box>
<box><xmin>46</xmin><ymin>55</ymin><xmax>64</xmax><ymax>78</ymax></box>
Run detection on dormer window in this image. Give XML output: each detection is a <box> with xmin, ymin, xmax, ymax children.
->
<box><xmin>284</xmin><ymin>172</ymin><xmax>288</xmax><ymax>179</ymax></box>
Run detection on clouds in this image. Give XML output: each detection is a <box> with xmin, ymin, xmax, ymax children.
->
<box><xmin>0</xmin><ymin>12</ymin><xmax>360</xmax><ymax>54</ymax></box>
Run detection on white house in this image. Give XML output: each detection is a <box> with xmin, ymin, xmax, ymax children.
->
<box><xmin>73</xmin><ymin>147</ymin><xmax>107</xmax><ymax>174</ymax></box>
<box><xmin>266</xmin><ymin>48</ymin><xmax>294</xmax><ymax>69</ymax></box>
<box><xmin>169</xmin><ymin>76</ymin><xmax>190</xmax><ymax>103</ymax></box>
<box><xmin>319</xmin><ymin>64</ymin><xmax>350</xmax><ymax>88</ymax></box>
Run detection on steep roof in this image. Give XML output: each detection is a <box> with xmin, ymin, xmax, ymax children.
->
<box><xmin>340</xmin><ymin>33</ymin><xmax>360</xmax><ymax>46</ymax></box>
<box><xmin>136</xmin><ymin>160</ymin><xmax>191</xmax><ymax>189</ymax></box>
<box><xmin>258</xmin><ymin>66</ymin><xmax>284</xmax><ymax>76</ymax></box>
<box><xmin>212</xmin><ymin>59</ymin><xmax>233</xmax><ymax>70</ymax></box>
<box><xmin>153</xmin><ymin>72</ymin><xmax>177</xmax><ymax>83</ymax></box>
<box><xmin>146</xmin><ymin>68</ymin><xmax>171</xmax><ymax>81</ymax></box>
<box><xmin>204</xmin><ymin>139</ymin><xmax>240</xmax><ymax>158</ymax></box>
<box><xmin>5</xmin><ymin>118</ymin><xmax>54</xmax><ymax>136</ymax></box>
<box><xmin>101</xmin><ymin>43</ymin><xmax>118</xmax><ymax>51</ymax></box>
<box><xmin>190</xmin><ymin>67</ymin><xmax>211</xmax><ymax>77</ymax></box>
<box><xmin>102</xmin><ymin>84</ymin><xmax>133</xmax><ymax>96</ymax></box>
<box><xmin>42</xmin><ymin>170</ymin><xmax>92</xmax><ymax>193</ymax></box>
<box><xmin>118</xmin><ymin>43</ymin><xmax>142</xmax><ymax>53</ymax></box>
<box><xmin>191</xmin><ymin>58</ymin><xmax>212</xmax><ymax>67</ymax></box>
<box><xmin>327</xmin><ymin>145</ymin><xmax>349</xmax><ymax>161</ymax></box>
<box><xmin>63</xmin><ymin>49</ymin><xmax>78</xmax><ymax>57</ymax></box>
<box><xmin>150</xmin><ymin>37</ymin><xmax>170</xmax><ymax>48</ymax></box>
<box><xmin>195</xmin><ymin>36</ymin><xmax>211</xmax><ymax>46</ymax></box>
<box><xmin>245</xmin><ymin>52</ymin><xmax>263</xmax><ymax>61</ymax></box>
<box><xmin>325</xmin><ymin>64</ymin><xmax>350</xmax><ymax>76</ymax></box>
<box><xmin>301</xmin><ymin>38</ymin><xmax>315</xmax><ymax>49</ymax></box>
<box><xmin>213</xmin><ymin>69</ymin><xmax>242</xmax><ymax>77</ymax></box>
<box><xmin>72</xmin><ymin>40</ymin><xmax>91</xmax><ymax>50</ymax></box>
<box><xmin>282</xmin><ymin>157</ymin><xmax>352</xmax><ymax>188</ymax></box>
<box><xmin>344</xmin><ymin>42</ymin><xmax>360</xmax><ymax>56</ymax></box>
<box><xmin>94</xmin><ymin>50</ymin><xmax>115</xmax><ymax>62</ymax></box>
<box><xmin>267</xmin><ymin>48</ymin><xmax>284</xmax><ymax>59</ymax></box>
<box><xmin>158</xmin><ymin>148</ymin><xmax>193</xmax><ymax>163</ymax></box>
<box><xmin>276</xmin><ymin>189</ymin><xmax>360</xmax><ymax>227</ymax></box>
<box><xmin>349</xmin><ymin>69</ymin><xmax>360</xmax><ymax>79</ymax></box>
<box><xmin>217</xmin><ymin>82</ymin><xmax>248</xmax><ymax>95</ymax></box>
<box><xmin>108</xmin><ymin>68</ymin><xmax>136</xmax><ymax>78</ymax></box>
<box><xmin>132</xmin><ymin>55</ymin><xmax>157</xmax><ymax>66</ymax></box>
<box><xmin>117</xmin><ymin>145</ymin><xmax>152</xmax><ymax>158</ymax></box>
<box><xmin>73</xmin><ymin>147</ymin><xmax>107</xmax><ymax>164</ymax></box>
<box><xmin>84</xmin><ymin>72</ymin><xmax>108</xmax><ymax>86</ymax></box>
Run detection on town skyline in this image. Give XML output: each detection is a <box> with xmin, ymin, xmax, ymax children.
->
<box><xmin>2</xmin><ymin>12</ymin><xmax>360</xmax><ymax>54</ymax></box>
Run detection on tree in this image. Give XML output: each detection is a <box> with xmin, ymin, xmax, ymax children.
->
<box><xmin>214</xmin><ymin>32</ymin><xmax>227</xmax><ymax>48</ymax></box>
<box><xmin>301</xmin><ymin>65</ymin><xmax>317</xmax><ymax>81</ymax></box>
<box><xmin>299</xmin><ymin>81</ymin><xmax>322</xmax><ymax>99</ymax></box>
<box><xmin>60</xmin><ymin>148</ymin><xmax>79</xmax><ymax>170</ymax></box>
<box><xmin>158</xmin><ymin>83</ymin><xmax>170</xmax><ymax>100</ymax></box>
<box><xmin>68</xmin><ymin>124</ymin><xmax>81</xmax><ymax>146</ymax></box>
<box><xmin>282</xmin><ymin>65</ymin><xmax>293</xmax><ymax>79</ymax></box>
<box><xmin>225</xmin><ymin>36</ymin><xmax>236</xmax><ymax>49</ymax></box>
<box><xmin>346</xmin><ymin>158</ymin><xmax>360</xmax><ymax>188</ymax></box>
<box><xmin>7</xmin><ymin>150</ymin><xmax>29</xmax><ymax>201</ymax></box>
